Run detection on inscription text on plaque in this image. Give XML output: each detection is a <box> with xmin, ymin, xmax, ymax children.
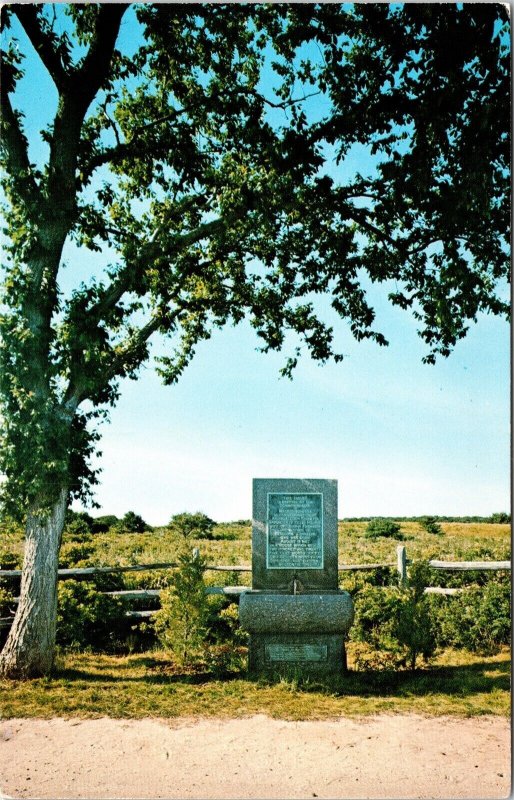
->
<box><xmin>266</xmin><ymin>492</ymin><xmax>323</xmax><ymax>569</ymax></box>
<box><xmin>265</xmin><ymin>643</ymin><xmax>328</xmax><ymax>662</ymax></box>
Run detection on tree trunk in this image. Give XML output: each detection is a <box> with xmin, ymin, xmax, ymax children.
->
<box><xmin>0</xmin><ymin>488</ymin><xmax>68</xmax><ymax>679</ymax></box>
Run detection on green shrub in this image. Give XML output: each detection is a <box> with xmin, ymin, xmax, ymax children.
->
<box><xmin>169</xmin><ymin>512</ymin><xmax>216</xmax><ymax>541</ymax></box>
<box><xmin>351</xmin><ymin>561</ymin><xmax>437</xmax><ymax>670</ymax></box>
<box><xmin>153</xmin><ymin>550</ymin><xmax>210</xmax><ymax>667</ymax></box>
<box><xmin>118</xmin><ymin>511</ymin><xmax>150</xmax><ymax>533</ymax></box>
<box><xmin>352</xmin><ymin>644</ymin><xmax>402</xmax><ymax>672</ymax></box>
<box><xmin>91</xmin><ymin>515</ymin><xmax>120</xmax><ymax>533</ymax></box>
<box><xmin>419</xmin><ymin>516</ymin><xmax>443</xmax><ymax>535</ymax></box>
<box><xmin>65</xmin><ymin>510</ymin><xmax>94</xmax><ymax>534</ymax></box>
<box><xmin>59</xmin><ymin>542</ymin><xmax>95</xmax><ymax>567</ymax></box>
<box><xmin>392</xmin><ymin>562</ymin><xmax>438</xmax><ymax>669</ymax></box>
<box><xmin>204</xmin><ymin>643</ymin><xmax>247</xmax><ymax>675</ymax></box>
<box><xmin>489</xmin><ymin>512</ymin><xmax>511</xmax><ymax>524</ymax></box>
<box><xmin>0</xmin><ymin>550</ymin><xmax>21</xmax><ymax>570</ymax></box>
<box><xmin>433</xmin><ymin>579</ymin><xmax>511</xmax><ymax>654</ymax></box>
<box><xmin>210</xmin><ymin>600</ymin><xmax>248</xmax><ymax>646</ymax></box>
<box><xmin>0</xmin><ymin>586</ymin><xmax>16</xmax><ymax>617</ymax></box>
<box><xmin>201</xmin><ymin>603</ymin><xmax>248</xmax><ymax>674</ymax></box>
<box><xmin>56</xmin><ymin>580</ymin><xmax>126</xmax><ymax>651</ymax></box>
<box><xmin>350</xmin><ymin>584</ymin><xmax>403</xmax><ymax>653</ymax></box>
<box><xmin>0</xmin><ymin>517</ymin><xmax>24</xmax><ymax>539</ymax></box>
<box><xmin>365</xmin><ymin>518</ymin><xmax>403</xmax><ymax>539</ymax></box>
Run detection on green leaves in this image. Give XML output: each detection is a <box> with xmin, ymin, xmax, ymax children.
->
<box><xmin>1</xmin><ymin>3</ymin><xmax>510</xmax><ymax>517</ymax></box>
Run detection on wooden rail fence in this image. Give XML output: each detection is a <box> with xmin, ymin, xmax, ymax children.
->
<box><xmin>1</xmin><ymin>546</ymin><xmax>510</xmax><ymax>628</ymax></box>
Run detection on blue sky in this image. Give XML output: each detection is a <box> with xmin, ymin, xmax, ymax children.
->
<box><xmin>90</xmin><ymin>276</ymin><xmax>509</xmax><ymax>524</ymax></box>
<box><xmin>3</xmin><ymin>7</ymin><xmax>510</xmax><ymax>524</ymax></box>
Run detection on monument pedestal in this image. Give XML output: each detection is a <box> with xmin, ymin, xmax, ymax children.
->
<box><xmin>248</xmin><ymin>634</ymin><xmax>346</xmax><ymax>676</ymax></box>
<box><xmin>240</xmin><ymin>591</ymin><xmax>353</xmax><ymax>676</ymax></box>
<box><xmin>239</xmin><ymin>479</ymin><xmax>354</xmax><ymax>678</ymax></box>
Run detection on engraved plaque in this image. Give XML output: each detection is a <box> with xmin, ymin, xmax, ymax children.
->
<box><xmin>265</xmin><ymin>643</ymin><xmax>328</xmax><ymax>662</ymax></box>
<box><xmin>266</xmin><ymin>493</ymin><xmax>323</xmax><ymax>569</ymax></box>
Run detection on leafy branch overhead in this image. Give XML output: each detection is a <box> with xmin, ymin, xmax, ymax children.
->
<box><xmin>0</xmin><ymin>3</ymin><xmax>510</xmax><ymax>514</ymax></box>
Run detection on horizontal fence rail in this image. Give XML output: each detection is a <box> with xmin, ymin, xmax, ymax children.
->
<box><xmin>0</xmin><ymin>562</ymin><xmax>180</xmax><ymax>579</ymax></box>
<box><xmin>1</xmin><ymin>547</ymin><xmax>510</xmax><ymax>630</ymax></box>
<box><xmin>1</xmin><ymin>556</ymin><xmax>510</xmax><ymax>585</ymax></box>
<box><xmin>0</xmin><ymin>563</ymin><xmax>252</xmax><ymax>579</ymax></box>
<box><xmin>428</xmin><ymin>560</ymin><xmax>511</xmax><ymax>571</ymax></box>
<box><xmin>0</xmin><ymin>562</ymin><xmax>402</xmax><ymax>579</ymax></box>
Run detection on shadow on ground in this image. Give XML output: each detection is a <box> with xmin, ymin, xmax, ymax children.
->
<box><xmin>53</xmin><ymin>654</ymin><xmax>510</xmax><ymax>699</ymax></box>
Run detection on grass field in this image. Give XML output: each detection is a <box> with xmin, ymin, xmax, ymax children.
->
<box><xmin>1</xmin><ymin>646</ymin><xmax>510</xmax><ymax>720</ymax></box>
<box><xmin>2</xmin><ymin>519</ymin><xmax>510</xmax><ymax>576</ymax></box>
<box><xmin>0</xmin><ymin>519</ymin><xmax>510</xmax><ymax>719</ymax></box>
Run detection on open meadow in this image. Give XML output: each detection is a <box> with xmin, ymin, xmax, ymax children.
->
<box><xmin>0</xmin><ymin>517</ymin><xmax>510</xmax><ymax>720</ymax></box>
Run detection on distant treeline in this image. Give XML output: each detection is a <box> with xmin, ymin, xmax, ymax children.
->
<box><xmin>342</xmin><ymin>514</ymin><xmax>511</xmax><ymax>524</ymax></box>
<box><xmin>66</xmin><ymin>511</ymin><xmax>510</xmax><ymax>532</ymax></box>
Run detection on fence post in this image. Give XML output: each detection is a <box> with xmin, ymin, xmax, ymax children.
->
<box><xmin>397</xmin><ymin>545</ymin><xmax>407</xmax><ymax>586</ymax></box>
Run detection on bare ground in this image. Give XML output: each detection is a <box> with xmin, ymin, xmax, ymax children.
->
<box><xmin>0</xmin><ymin>714</ymin><xmax>510</xmax><ymax>800</ymax></box>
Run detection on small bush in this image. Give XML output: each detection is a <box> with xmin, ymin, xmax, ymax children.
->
<box><xmin>66</xmin><ymin>518</ymin><xmax>92</xmax><ymax>538</ymax></box>
<box><xmin>392</xmin><ymin>562</ymin><xmax>438</xmax><ymax>669</ymax></box>
<box><xmin>490</xmin><ymin>512</ymin><xmax>511</xmax><ymax>524</ymax></box>
<box><xmin>352</xmin><ymin>644</ymin><xmax>401</xmax><ymax>672</ymax></box>
<box><xmin>0</xmin><ymin>586</ymin><xmax>16</xmax><ymax>617</ymax></box>
<box><xmin>153</xmin><ymin>550</ymin><xmax>210</xmax><ymax>667</ymax></box>
<box><xmin>365</xmin><ymin>519</ymin><xmax>403</xmax><ymax>539</ymax></box>
<box><xmin>216</xmin><ymin>601</ymin><xmax>249</xmax><ymax>646</ymax></box>
<box><xmin>59</xmin><ymin>542</ymin><xmax>95</xmax><ymax>567</ymax></box>
<box><xmin>204</xmin><ymin>643</ymin><xmax>247</xmax><ymax>675</ymax></box>
<box><xmin>169</xmin><ymin>512</ymin><xmax>216</xmax><ymax>541</ymax></box>
<box><xmin>91</xmin><ymin>515</ymin><xmax>120</xmax><ymax>533</ymax></box>
<box><xmin>0</xmin><ymin>550</ymin><xmax>21</xmax><ymax>570</ymax></box>
<box><xmin>118</xmin><ymin>511</ymin><xmax>150</xmax><ymax>533</ymax></box>
<box><xmin>65</xmin><ymin>510</ymin><xmax>94</xmax><ymax>535</ymax></box>
<box><xmin>433</xmin><ymin>580</ymin><xmax>511</xmax><ymax>654</ymax></box>
<box><xmin>351</xmin><ymin>585</ymin><xmax>404</xmax><ymax>652</ymax></box>
<box><xmin>351</xmin><ymin>561</ymin><xmax>437</xmax><ymax>670</ymax></box>
<box><xmin>419</xmin><ymin>516</ymin><xmax>443</xmax><ymax>535</ymax></box>
<box><xmin>56</xmin><ymin>580</ymin><xmax>126</xmax><ymax>651</ymax></box>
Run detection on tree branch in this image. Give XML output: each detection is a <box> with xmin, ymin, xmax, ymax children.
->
<box><xmin>47</xmin><ymin>5</ymin><xmax>127</xmax><ymax>205</ymax></box>
<box><xmin>347</xmin><ymin>208</ymin><xmax>399</xmax><ymax>248</ymax></box>
<box><xmin>0</xmin><ymin>86</ymin><xmax>42</xmax><ymax>210</ymax></box>
<box><xmin>62</xmin><ymin>208</ymin><xmax>231</xmax><ymax>405</ymax></box>
<box><xmin>71</xmin><ymin>5</ymin><xmax>127</xmax><ymax>113</ymax></box>
<box><xmin>62</xmin><ymin>311</ymin><xmax>166</xmax><ymax>407</ymax></box>
<box><xmin>111</xmin><ymin>314</ymin><xmax>165</xmax><ymax>370</ymax></box>
<box><xmin>84</xmin><ymin>214</ymin><xmax>226</xmax><ymax>320</ymax></box>
<box><xmin>258</xmin><ymin>89</ymin><xmax>322</xmax><ymax>110</ymax></box>
<box><xmin>14</xmin><ymin>6</ymin><xmax>68</xmax><ymax>90</ymax></box>
<box><xmin>79</xmin><ymin>105</ymin><xmax>200</xmax><ymax>185</ymax></box>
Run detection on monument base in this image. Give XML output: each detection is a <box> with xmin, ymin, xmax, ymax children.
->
<box><xmin>247</xmin><ymin>633</ymin><xmax>347</xmax><ymax>677</ymax></box>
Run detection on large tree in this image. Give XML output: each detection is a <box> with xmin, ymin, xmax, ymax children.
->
<box><xmin>0</xmin><ymin>4</ymin><xmax>509</xmax><ymax>677</ymax></box>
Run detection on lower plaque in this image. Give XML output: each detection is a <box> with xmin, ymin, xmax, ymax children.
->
<box><xmin>265</xmin><ymin>643</ymin><xmax>328</xmax><ymax>662</ymax></box>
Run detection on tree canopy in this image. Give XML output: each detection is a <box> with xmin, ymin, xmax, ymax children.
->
<box><xmin>1</xmin><ymin>3</ymin><xmax>510</xmax><ymax>518</ymax></box>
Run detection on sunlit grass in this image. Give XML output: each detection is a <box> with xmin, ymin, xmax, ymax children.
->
<box><xmin>0</xmin><ymin>647</ymin><xmax>509</xmax><ymax>720</ymax></box>
<box><xmin>1</xmin><ymin>520</ymin><xmax>510</xmax><ymax>722</ymax></box>
<box><xmin>337</xmin><ymin>521</ymin><xmax>511</xmax><ymax>566</ymax></box>
<box><xmin>2</xmin><ymin>520</ymin><xmax>510</xmax><ymax>574</ymax></box>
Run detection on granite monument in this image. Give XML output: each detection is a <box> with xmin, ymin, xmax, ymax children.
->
<box><xmin>239</xmin><ymin>478</ymin><xmax>354</xmax><ymax>676</ymax></box>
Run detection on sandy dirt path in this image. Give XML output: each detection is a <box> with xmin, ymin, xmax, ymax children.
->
<box><xmin>0</xmin><ymin>714</ymin><xmax>510</xmax><ymax>800</ymax></box>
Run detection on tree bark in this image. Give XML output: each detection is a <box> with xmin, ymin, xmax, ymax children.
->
<box><xmin>0</xmin><ymin>488</ymin><xmax>68</xmax><ymax>678</ymax></box>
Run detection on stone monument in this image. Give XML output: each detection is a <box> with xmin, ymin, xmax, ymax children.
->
<box><xmin>239</xmin><ymin>478</ymin><xmax>354</xmax><ymax>676</ymax></box>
